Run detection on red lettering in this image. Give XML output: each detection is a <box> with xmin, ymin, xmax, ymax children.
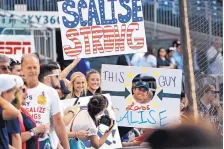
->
<box><xmin>0</xmin><ymin>41</ymin><xmax>32</xmax><ymax>55</ymax></box>
<box><xmin>126</xmin><ymin>102</ymin><xmax>134</xmax><ymax>110</ymax></box>
<box><xmin>104</xmin><ymin>25</ymin><xmax>114</xmax><ymax>52</ymax></box>
<box><xmin>80</xmin><ymin>27</ymin><xmax>91</xmax><ymax>55</ymax></box>
<box><xmin>126</xmin><ymin>102</ymin><xmax>150</xmax><ymax>111</ymax></box>
<box><xmin>92</xmin><ymin>26</ymin><xmax>104</xmax><ymax>54</ymax></box>
<box><xmin>114</xmin><ymin>24</ymin><xmax>126</xmax><ymax>51</ymax></box>
<box><xmin>127</xmin><ymin>22</ymin><xmax>144</xmax><ymax>50</ymax></box>
<box><xmin>64</xmin><ymin>29</ymin><xmax>82</xmax><ymax>57</ymax></box>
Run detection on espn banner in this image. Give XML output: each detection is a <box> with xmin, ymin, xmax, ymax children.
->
<box><xmin>0</xmin><ymin>35</ymin><xmax>36</xmax><ymax>61</ymax></box>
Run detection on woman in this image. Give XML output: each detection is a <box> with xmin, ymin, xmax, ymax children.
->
<box><xmin>86</xmin><ymin>70</ymin><xmax>101</xmax><ymax>96</ymax></box>
<box><xmin>13</xmin><ymin>76</ymin><xmax>49</xmax><ymax>149</ymax></box>
<box><xmin>157</xmin><ymin>48</ymin><xmax>175</xmax><ymax>69</ymax></box>
<box><xmin>70</xmin><ymin>95</ymin><xmax>115</xmax><ymax>149</ymax></box>
<box><xmin>131</xmin><ymin>45</ymin><xmax>157</xmax><ymax>67</ymax></box>
<box><xmin>0</xmin><ymin>74</ymin><xmax>20</xmax><ymax>149</ymax></box>
<box><xmin>66</xmin><ymin>72</ymin><xmax>87</xmax><ymax>99</ymax></box>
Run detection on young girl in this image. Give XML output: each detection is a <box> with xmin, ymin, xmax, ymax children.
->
<box><xmin>86</xmin><ymin>70</ymin><xmax>101</xmax><ymax>96</ymax></box>
<box><xmin>66</xmin><ymin>72</ymin><xmax>87</xmax><ymax>99</ymax></box>
<box><xmin>157</xmin><ymin>48</ymin><xmax>175</xmax><ymax>69</ymax></box>
<box><xmin>70</xmin><ymin>95</ymin><xmax>115</xmax><ymax>149</ymax></box>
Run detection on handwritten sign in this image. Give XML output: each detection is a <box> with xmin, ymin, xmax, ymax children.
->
<box><xmin>57</xmin><ymin>0</ymin><xmax>147</xmax><ymax>60</ymax></box>
<box><xmin>101</xmin><ymin>64</ymin><xmax>182</xmax><ymax>128</ymax></box>
<box><xmin>60</xmin><ymin>94</ymin><xmax>122</xmax><ymax>149</ymax></box>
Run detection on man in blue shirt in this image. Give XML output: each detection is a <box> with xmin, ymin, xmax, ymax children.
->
<box><xmin>172</xmin><ymin>40</ymin><xmax>184</xmax><ymax>71</ymax></box>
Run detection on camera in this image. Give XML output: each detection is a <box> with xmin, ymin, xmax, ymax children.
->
<box><xmin>99</xmin><ymin>115</ymin><xmax>111</xmax><ymax>127</ymax></box>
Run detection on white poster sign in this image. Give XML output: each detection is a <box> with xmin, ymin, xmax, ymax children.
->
<box><xmin>101</xmin><ymin>64</ymin><xmax>182</xmax><ymax>128</ymax></box>
<box><xmin>60</xmin><ymin>94</ymin><xmax>122</xmax><ymax>149</ymax></box>
<box><xmin>57</xmin><ymin>0</ymin><xmax>147</xmax><ymax>59</ymax></box>
<box><xmin>0</xmin><ymin>35</ymin><xmax>36</xmax><ymax>61</ymax></box>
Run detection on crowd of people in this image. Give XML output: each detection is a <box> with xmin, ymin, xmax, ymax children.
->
<box><xmin>0</xmin><ymin>38</ymin><xmax>223</xmax><ymax>149</ymax></box>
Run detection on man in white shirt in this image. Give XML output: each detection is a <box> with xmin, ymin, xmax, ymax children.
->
<box><xmin>206</xmin><ymin>39</ymin><xmax>223</xmax><ymax>75</ymax></box>
<box><xmin>21</xmin><ymin>54</ymin><xmax>70</xmax><ymax>149</ymax></box>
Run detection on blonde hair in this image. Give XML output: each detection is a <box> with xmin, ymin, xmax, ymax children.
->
<box><xmin>66</xmin><ymin>72</ymin><xmax>87</xmax><ymax>99</ymax></box>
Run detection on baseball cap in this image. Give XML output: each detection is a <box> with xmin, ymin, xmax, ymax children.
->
<box><xmin>134</xmin><ymin>81</ymin><xmax>149</xmax><ymax>90</ymax></box>
<box><xmin>60</xmin><ymin>80</ymin><xmax>71</xmax><ymax>95</ymax></box>
<box><xmin>0</xmin><ymin>74</ymin><xmax>17</xmax><ymax>94</ymax></box>
<box><xmin>12</xmin><ymin>75</ymin><xmax>24</xmax><ymax>87</ymax></box>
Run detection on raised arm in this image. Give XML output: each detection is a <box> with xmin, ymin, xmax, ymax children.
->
<box><xmin>59</xmin><ymin>57</ymin><xmax>81</xmax><ymax>79</ymax></box>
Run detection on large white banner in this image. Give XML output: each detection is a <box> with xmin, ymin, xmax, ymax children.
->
<box><xmin>0</xmin><ymin>35</ymin><xmax>36</xmax><ymax>60</ymax></box>
<box><xmin>60</xmin><ymin>94</ymin><xmax>122</xmax><ymax>149</ymax></box>
<box><xmin>101</xmin><ymin>64</ymin><xmax>182</xmax><ymax>128</ymax></box>
<box><xmin>57</xmin><ymin>0</ymin><xmax>147</xmax><ymax>59</ymax></box>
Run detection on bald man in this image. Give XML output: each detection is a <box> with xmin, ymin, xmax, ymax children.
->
<box><xmin>21</xmin><ymin>54</ymin><xmax>70</xmax><ymax>149</ymax></box>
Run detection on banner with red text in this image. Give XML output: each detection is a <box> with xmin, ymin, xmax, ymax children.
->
<box><xmin>58</xmin><ymin>0</ymin><xmax>147</xmax><ymax>59</ymax></box>
<box><xmin>101</xmin><ymin>64</ymin><xmax>182</xmax><ymax>128</ymax></box>
<box><xmin>0</xmin><ymin>35</ymin><xmax>36</xmax><ymax>61</ymax></box>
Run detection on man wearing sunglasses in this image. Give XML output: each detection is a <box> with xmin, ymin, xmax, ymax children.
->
<box><xmin>0</xmin><ymin>54</ymin><xmax>11</xmax><ymax>74</ymax></box>
<box><xmin>200</xmin><ymin>84</ymin><xmax>223</xmax><ymax>135</ymax></box>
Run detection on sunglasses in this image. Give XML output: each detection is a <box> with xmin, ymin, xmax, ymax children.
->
<box><xmin>47</xmin><ymin>74</ymin><xmax>59</xmax><ymax>78</ymax></box>
<box><xmin>209</xmin><ymin>90</ymin><xmax>219</xmax><ymax>94</ymax></box>
<box><xmin>0</xmin><ymin>65</ymin><xmax>11</xmax><ymax>71</ymax></box>
<box><xmin>21</xmin><ymin>88</ymin><xmax>27</xmax><ymax>93</ymax></box>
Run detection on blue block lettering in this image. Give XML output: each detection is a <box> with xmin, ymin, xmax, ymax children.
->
<box><xmin>132</xmin><ymin>0</ymin><xmax>143</xmax><ymax>22</ymax></box>
<box><xmin>118</xmin><ymin>0</ymin><xmax>131</xmax><ymax>23</ymax></box>
<box><xmin>88</xmin><ymin>0</ymin><xmax>101</xmax><ymax>26</ymax></box>
<box><xmin>78</xmin><ymin>0</ymin><xmax>88</xmax><ymax>26</ymax></box>
<box><xmin>62</xmin><ymin>0</ymin><xmax>80</xmax><ymax>28</ymax></box>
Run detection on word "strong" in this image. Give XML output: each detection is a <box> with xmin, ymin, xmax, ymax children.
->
<box><xmin>64</xmin><ymin>23</ymin><xmax>144</xmax><ymax>57</ymax></box>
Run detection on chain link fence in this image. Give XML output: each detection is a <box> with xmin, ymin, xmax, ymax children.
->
<box><xmin>187</xmin><ymin>0</ymin><xmax>223</xmax><ymax>134</ymax></box>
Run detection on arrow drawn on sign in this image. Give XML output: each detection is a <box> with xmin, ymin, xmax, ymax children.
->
<box><xmin>103</xmin><ymin>88</ymin><xmax>130</xmax><ymax>99</ymax></box>
<box><xmin>157</xmin><ymin>89</ymin><xmax>181</xmax><ymax>101</ymax></box>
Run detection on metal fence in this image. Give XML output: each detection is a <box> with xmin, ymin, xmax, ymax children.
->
<box><xmin>186</xmin><ymin>0</ymin><xmax>223</xmax><ymax>134</ymax></box>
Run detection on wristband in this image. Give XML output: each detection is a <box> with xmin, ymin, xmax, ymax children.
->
<box><xmin>29</xmin><ymin>129</ymin><xmax>36</xmax><ymax>137</ymax></box>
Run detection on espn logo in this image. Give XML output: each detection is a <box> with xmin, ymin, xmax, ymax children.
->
<box><xmin>0</xmin><ymin>41</ymin><xmax>32</xmax><ymax>55</ymax></box>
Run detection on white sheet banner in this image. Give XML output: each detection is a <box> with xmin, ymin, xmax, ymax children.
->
<box><xmin>58</xmin><ymin>0</ymin><xmax>147</xmax><ymax>59</ymax></box>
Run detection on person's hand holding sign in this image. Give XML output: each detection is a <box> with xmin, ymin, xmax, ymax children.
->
<box><xmin>72</xmin><ymin>56</ymin><xmax>81</xmax><ymax>65</ymax></box>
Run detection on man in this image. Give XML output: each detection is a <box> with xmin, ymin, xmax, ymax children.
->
<box><xmin>132</xmin><ymin>81</ymin><xmax>153</xmax><ymax>104</ymax></box>
<box><xmin>0</xmin><ymin>54</ymin><xmax>10</xmax><ymax>74</ymax></box>
<box><xmin>172</xmin><ymin>40</ymin><xmax>183</xmax><ymax>71</ymax></box>
<box><xmin>200</xmin><ymin>84</ymin><xmax>223</xmax><ymax>135</ymax></box>
<box><xmin>206</xmin><ymin>39</ymin><xmax>223</xmax><ymax>75</ymax></box>
<box><xmin>9</xmin><ymin>59</ymin><xmax>21</xmax><ymax>76</ymax></box>
<box><xmin>21</xmin><ymin>54</ymin><xmax>70</xmax><ymax>149</ymax></box>
<box><xmin>0</xmin><ymin>75</ymin><xmax>20</xmax><ymax>149</ymax></box>
<box><xmin>39</xmin><ymin>64</ymin><xmax>83</xmax><ymax>148</ymax></box>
